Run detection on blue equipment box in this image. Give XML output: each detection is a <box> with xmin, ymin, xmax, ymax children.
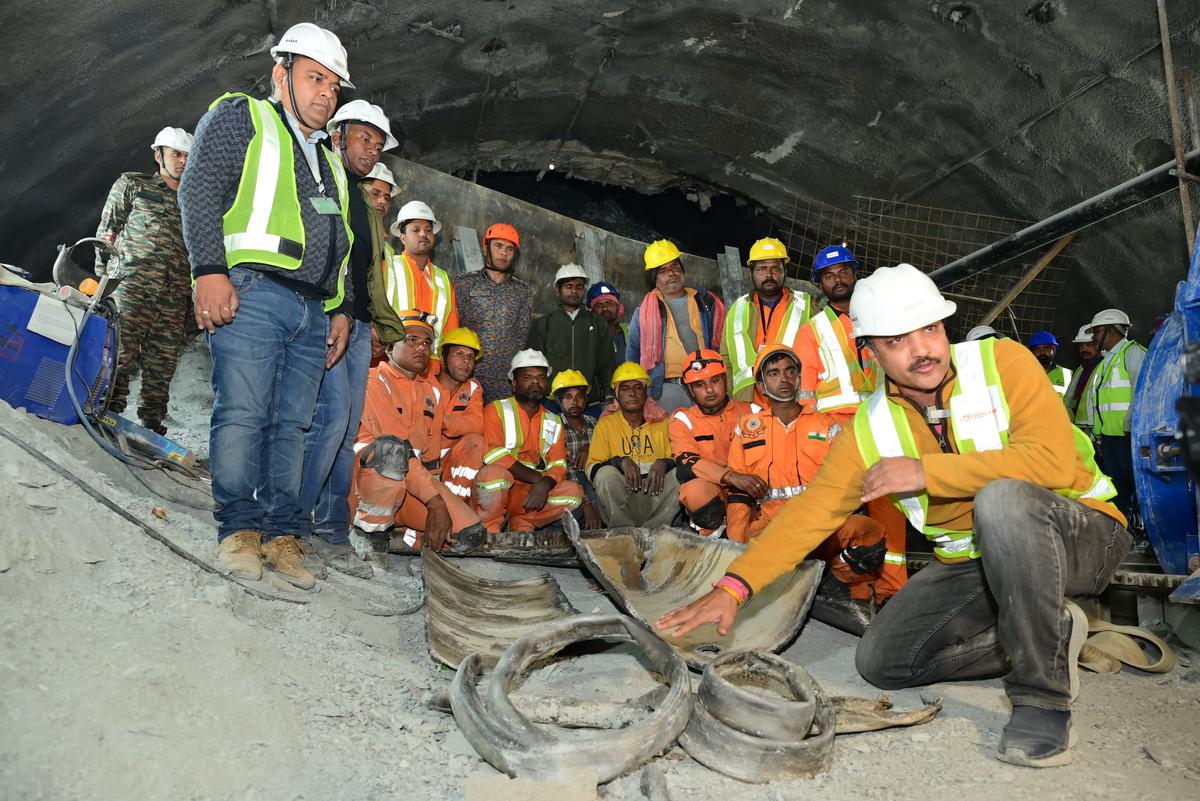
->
<box><xmin>0</xmin><ymin>283</ymin><xmax>113</xmax><ymax>425</ymax></box>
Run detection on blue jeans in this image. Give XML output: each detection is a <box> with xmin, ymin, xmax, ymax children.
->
<box><xmin>207</xmin><ymin>268</ymin><xmax>328</xmax><ymax>542</ymax></box>
<box><xmin>298</xmin><ymin>320</ymin><xmax>373</xmax><ymax>544</ymax></box>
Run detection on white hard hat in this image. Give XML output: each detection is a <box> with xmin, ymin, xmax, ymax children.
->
<box><xmin>270</xmin><ymin>22</ymin><xmax>354</xmax><ymax>89</ymax></box>
<box><xmin>554</xmin><ymin>264</ymin><xmax>588</xmax><ymax>285</ymax></box>
<box><xmin>1072</xmin><ymin>324</ymin><xmax>1093</xmax><ymax>343</ymax></box>
<box><xmin>390</xmin><ymin>200</ymin><xmax>442</xmax><ymax>237</ymax></box>
<box><xmin>364</xmin><ymin>162</ymin><xmax>400</xmax><ymax>197</ymax></box>
<box><xmin>1082</xmin><ymin>308</ymin><xmax>1131</xmax><ymax>334</ymax></box>
<box><xmin>849</xmin><ymin>263</ymin><xmax>957</xmax><ymax>338</ymax></box>
<box><xmin>508</xmin><ymin>349</ymin><xmax>551</xmax><ymax>380</ymax></box>
<box><xmin>965</xmin><ymin>325</ymin><xmax>999</xmax><ymax>342</ymax></box>
<box><xmin>326</xmin><ymin>100</ymin><xmax>399</xmax><ymax>151</ymax></box>
<box><xmin>150</xmin><ymin>127</ymin><xmax>193</xmax><ymax>153</ymax></box>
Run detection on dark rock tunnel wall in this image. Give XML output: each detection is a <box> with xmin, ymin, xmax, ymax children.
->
<box><xmin>2</xmin><ymin>0</ymin><xmax>1199</xmax><ymax>346</ymax></box>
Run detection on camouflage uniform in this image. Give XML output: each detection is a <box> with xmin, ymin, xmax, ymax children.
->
<box><xmin>96</xmin><ymin>171</ymin><xmax>190</xmax><ymax>433</ymax></box>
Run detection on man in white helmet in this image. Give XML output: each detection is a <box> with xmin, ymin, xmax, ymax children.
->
<box><xmin>298</xmin><ymin>100</ymin><xmax>400</xmax><ymax>577</ymax></box>
<box><xmin>95</xmin><ymin>126</ymin><xmax>193</xmax><ymax>435</ymax></box>
<box><xmin>658</xmin><ymin>264</ymin><xmax>1130</xmax><ymax>769</ymax></box>
<box><xmin>1082</xmin><ymin>309</ymin><xmax>1147</xmax><ymax>524</ymax></box>
<box><xmin>178</xmin><ymin>22</ymin><xmax>357</xmax><ymax>589</ymax></box>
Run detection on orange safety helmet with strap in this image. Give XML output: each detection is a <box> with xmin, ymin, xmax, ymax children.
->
<box><xmin>682</xmin><ymin>348</ymin><xmax>726</xmax><ymax>384</ymax></box>
<box><xmin>482</xmin><ymin>223</ymin><xmax>521</xmax><ymax>250</ymax></box>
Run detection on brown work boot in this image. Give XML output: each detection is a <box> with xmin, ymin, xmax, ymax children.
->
<box><xmin>217</xmin><ymin>530</ymin><xmax>264</xmax><ymax>581</ymax></box>
<box><xmin>261</xmin><ymin>535</ymin><xmax>316</xmax><ymax>590</ymax></box>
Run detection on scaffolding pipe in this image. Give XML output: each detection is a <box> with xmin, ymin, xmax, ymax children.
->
<box><xmin>930</xmin><ymin>148</ymin><xmax>1200</xmax><ymax>287</ymax></box>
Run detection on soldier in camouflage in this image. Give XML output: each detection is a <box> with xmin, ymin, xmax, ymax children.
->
<box><xmin>96</xmin><ymin>126</ymin><xmax>193</xmax><ymax>435</ymax></box>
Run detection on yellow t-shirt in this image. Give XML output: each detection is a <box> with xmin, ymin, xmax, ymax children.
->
<box><xmin>586</xmin><ymin>413</ymin><xmax>673</xmax><ymax>473</ymax></box>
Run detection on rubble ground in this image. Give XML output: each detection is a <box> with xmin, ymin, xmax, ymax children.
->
<box><xmin>1</xmin><ymin>398</ymin><xmax>1198</xmax><ymax>800</ymax></box>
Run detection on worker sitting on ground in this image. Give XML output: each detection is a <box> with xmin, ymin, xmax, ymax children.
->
<box><xmin>1029</xmin><ymin>331</ymin><xmax>1071</xmax><ymax>395</ymax></box>
<box><xmin>527</xmin><ymin>264</ymin><xmax>616</xmax><ymax>416</ymax></box>
<box><xmin>586</xmin><ymin>362</ymin><xmax>680</xmax><ymax>528</ymax></box>
<box><xmin>659</xmin><ymin>264</ymin><xmax>1128</xmax><ymax>769</ymax></box>
<box><xmin>434</xmin><ymin>327</ymin><xmax>486</xmax><ymax>502</ymax></box>
<box><xmin>668</xmin><ymin>349</ymin><xmax>757</xmax><ymax>535</ymax></box>
<box><xmin>722</xmin><ymin>237</ymin><xmax>812</xmax><ymax>402</ymax></box>
<box><xmin>587</xmin><ymin>280</ymin><xmax>629</xmax><ymax>362</ymax></box>
<box><xmin>351</xmin><ymin>310</ymin><xmax>487</xmax><ymax>553</ymax></box>
<box><xmin>477</xmin><ymin>349</ymin><xmax>583</xmax><ymax>534</ymax></box>
<box><xmin>552</xmin><ymin>370</ymin><xmax>604</xmax><ymax>530</ymax></box>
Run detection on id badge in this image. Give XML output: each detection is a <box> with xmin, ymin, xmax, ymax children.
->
<box><xmin>309</xmin><ymin>196</ymin><xmax>341</xmax><ymax>215</ymax></box>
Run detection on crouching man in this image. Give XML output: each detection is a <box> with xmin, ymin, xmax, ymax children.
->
<box><xmin>351</xmin><ymin>310</ymin><xmax>487</xmax><ymax>553</ymax></box>
<box><xmin>657</xmin><ymin>264</ymin><xmax>1129</xmax><ymax>769</ymax></box>
<box><xmin>586</xmin><ymin>362</ymin><xmax>679</xmax><ymax>528</ymax></box>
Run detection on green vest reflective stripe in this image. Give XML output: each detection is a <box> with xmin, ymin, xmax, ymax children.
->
<box><xmin>724</xmin><ymin>290</ymin><xmax>812</xmax><ymax>398</ymax></box>
<box><xmin>213</xmin><ymin>94</ymin><xmax>352</xmax><ymax>313</ymax></box>
<box><xmin>483</xmin><ymin>398</ymin><xmax>565</xmax><ymax>470</ymax></box>
<box><xmin>383</xmin><ymin>251</ymin><xmax>454</xmax><ymax>349</ymax></box>
<box><xmin>1072</xmin><ymin>365</ymin><xmax>1100</xmax><ymax>428</ymax></box>
<box><xmin>1046</xmin><ymin>364</ymin><xmax>1072</xmax><ymax>396</ymax></box>
<box><xmin>853</xmin><ymin>339</ymin><xmax>1116</xmax><ymax>560</ymax></box>
<box><xmin>1093</xmin><ymin>339</ymin><xmax>1145</xmax><ymax>436</ymax></box>
<box><xmin>810</xmin><ymin>306</ymin><xmax>875</xmax><ymax>412</ymax></box>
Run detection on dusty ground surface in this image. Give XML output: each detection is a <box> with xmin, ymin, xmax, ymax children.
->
<box><xmin>2</xmin><ymin>395</ymin><xmax>1199</xmax><ymax>801</ymax></box>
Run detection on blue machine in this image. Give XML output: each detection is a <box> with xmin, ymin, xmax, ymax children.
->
<box><xmin>1132</xmin><ymin>222</ymin><xmax>1200</xmax><ymax>583</ymax></box>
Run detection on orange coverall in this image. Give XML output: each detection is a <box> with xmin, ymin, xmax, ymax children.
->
<box><xmin>668</xmin><ymin>399</ymin><xmax>756</xmax><ymax>534</ymax></box>
<box><xmin>436</xmin><ymin>376</ymin><xmax>486</xmax><ymax>501</ymax></box>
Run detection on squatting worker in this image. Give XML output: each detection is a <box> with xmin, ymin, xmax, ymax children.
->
<box><xmin>96</xmin><ymin>126</ymin><xmax>193</xmax><ymax>436</ymax></box>
<box><xmin>658</xmin><ymin>264</ymin><xmax>1129</xmax><ymax>769</ymax></box>
<box><xmin>179</xmin><ymin>22</ymin><xmax>357</xmax><ymax>589</ymax></box>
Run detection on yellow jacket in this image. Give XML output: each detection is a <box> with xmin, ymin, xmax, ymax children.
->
<box><xmin>586</xmin><ymin>413</ymin><xmax>673</xmax><ymax>475</ymax></box>
<box><xmin>726</xmin><ymin>338</ymin><xmax>1125</xmax><ymax>593</ymax></box>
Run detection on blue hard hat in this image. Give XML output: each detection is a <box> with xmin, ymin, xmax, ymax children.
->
<box><xmin>813</xmin><ymin>244</ymin><xmax>860</xmax><ymax>279</ymax></box>
<box><xmin>1028</xmin><ymin>330</ymin><xmax>1059</xmax><ymax>348</ymax></box>
<box><xmin>587</xmin><ymin>281</ymin><xmax>619</xmax><ymax>304</ymax></box>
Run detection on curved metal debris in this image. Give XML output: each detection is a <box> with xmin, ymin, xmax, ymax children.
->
<box><xmin>679</xmin><ymin>649</ymin><xmax>836</xmax><ymax>783</ymax></box>
<box><xmin>565</xmin><ymin>517</ymin><xmax>824</xmax><ymax>669</ymax></box>
<box><xmin>697</xmin><ymin>650</ymin><xmax>817</xmax><ymax>741</ymax></box>
<box><xmin>449</xmin><ymin>614</ymin><xmax>693</xmax><ymax>784</ymax></box>
<box><xmin>424</xmin><ymin>550</ymin><xmax>578</xmax><ymax>668</ymax></box>
<box><xmin>831</xmin><ymin>694</ymin><xmax>944</xmax><ymax>733</ymax></box>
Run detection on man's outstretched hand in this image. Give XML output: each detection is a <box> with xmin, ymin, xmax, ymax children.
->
<box><xmin>655</xmin><ymin>588</ymin><xmax>738</xmax><ymax>638</ymax></box>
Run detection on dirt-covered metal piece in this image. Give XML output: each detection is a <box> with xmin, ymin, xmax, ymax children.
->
<box><xmin>449</xmin><ymin>614</ymin><xmax>693</xmax><ymax>784</ymax></box>
<box><xmin>565</xmin><ymin>517</ymin><xmax>824</xmax><ymax>669</ymax></box>
<box><xmin>679</xmin><ymin>649</ymin><xmax>836</xmax><ymax>783</ymax></box>
<box><xmin>423</xmin><ymin>550</ymin><xmax>578</xmax><ymax>668</ymax></box>
<box><xmin>831</xmin><ymin>693</ymin><xmax>944</xmax><ymax>734</ymax></box>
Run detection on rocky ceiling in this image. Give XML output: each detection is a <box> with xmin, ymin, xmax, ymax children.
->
<box><xmin>3</xmin><ymin>0</ymin><xmax>1199</xmax><ymax>335</ymax></box>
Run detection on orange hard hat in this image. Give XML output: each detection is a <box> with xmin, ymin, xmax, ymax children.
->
<box><xmin>753</xmin><ymin>343</ymin><xmax>800</xmax><ymax>381</ymax></box>
<box><xmin>483</xmin><ymin>223</ymin><xmax>521</xmax><ymax>250</ymax></box>
<box><xmin>682</xmin><ymin>348</ymin><xmax>726</xmax><ymax>384</ymax></box>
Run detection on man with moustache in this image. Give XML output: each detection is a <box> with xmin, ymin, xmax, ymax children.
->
<box><xmin>298</xmin><ymin>100</ymin><xmax>400</xmax><ymax>578</ymax></box>
<box><xmin>587</xmin><ymin>281</ymin><xmax>629</xmax><ymax>361</ymax></box>
<box><xmin>1028</xmin><ymin>331</ymin><xmax>1072</xmax><ymax>396</ymax></box>
<box><xmin>659</xmin><ymin>265</ymin><xmax>1128</xmax><ymax>769</ymax></box>
<box><xmin>722</xmin><ymin>237</ymin><xmax>812</xmax><ymax>402</ymax></box>
<box><xmin>434</xmin><ymin>327</ymin><xmax>487</xmax><ymax>502</ymax></box>
<box><xmin>1063</xmin><ymin>325</ymin><xmax>1101</xmax><ymax>426</ymax></box>
<box><xmin>179</xmin><ymin>22</ymin><xmax>357</xmax><ymax>587</ymax></box>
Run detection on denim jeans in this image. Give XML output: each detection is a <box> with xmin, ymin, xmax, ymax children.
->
<box><xmin>298</xmin><ymin>320</ymin><xmax>372</xmax><ymax>544</ymax></box>
<box><xmin>207</xmin><ymin>268</ymin><xmax>328</xmax><ymax>542</ymax></box>
<box><xmin>855</xmin><ymin>479</ymin><xmax>1131</xmax><ymax>710</ymax></box>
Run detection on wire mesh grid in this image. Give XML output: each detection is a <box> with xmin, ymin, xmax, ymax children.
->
<box><xmin>771</xmin><ymin>194</ymin><xmax>1076</xmax><ymax>341</ymax></box>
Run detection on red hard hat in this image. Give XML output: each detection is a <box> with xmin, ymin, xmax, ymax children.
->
<box><xmin>483</xmin><ymin>223</ymin><xmax>521</xmax><ymax>250</ymax></box>
<box><xmin>682</xmin><ymin>348</ymin><xmax>726</xmax><ymax>384</ymax></box>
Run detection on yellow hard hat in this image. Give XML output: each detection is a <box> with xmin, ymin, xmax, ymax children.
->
<box><xmin>550</xmin><ymin>369</ymin><xmax>590</xmax><ymax>397</ymax></box>
<box><xmin>747</xmin><ymin>237</ymin><xmax>790</xmax><ymax>265</ymax></box>
<box><xmin>644</xmin><ymin>239</ymin><xmax>683</xmax><ymax>271</ymax></box>
<box><xmin>611</xmin><ymin>361</ymin><xmax>651</xmax><ymax>389</ymax></box>
<box><xmin>440</xmin><ymin>327</ymin><xmax>483</xmax><ymax>360</ymax></box>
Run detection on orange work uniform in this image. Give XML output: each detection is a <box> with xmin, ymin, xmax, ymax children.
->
<box><xmin>726</xmin><ymin>406</ymin><xmax>895</xmax><ymax>601</ymax></box>
<box><xmin>479</xmin><ymin>398</ymin><xmax>583</xmax><ymax>532</ymax></box>
<box><xmin>351</xmin><ymin>361</ymin><xmax>483</xmax><ymax>549</ymax></box>
<box><xmin>669</xmin><ymin>399</ymin><xmax>756</xmax><ymax>534</ymax></box>
<box><xmin>383</xmin><ymin>251</ymin><xmax>460</xmax><ymax>373</ymax></box>
<box><xmin>436</xmin><ymin>375</ymin><xmax>486</xmax><ymax>502</ymax></box>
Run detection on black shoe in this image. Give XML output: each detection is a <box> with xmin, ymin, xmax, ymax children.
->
<box><xmin>996</xmin><ymin>706</ymin><xmax>1076</xmax><ymax>767</ymax></box>
<box><xmin>307</xmin><ymin>535</ymin><xmax>374</xmax><ymax>579</ymax></box>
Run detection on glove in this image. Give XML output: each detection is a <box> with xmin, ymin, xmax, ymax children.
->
<box><xmin>841</xmin><ymin>538</ymin><xmax>887</xmax><ymax>574</ymax></box>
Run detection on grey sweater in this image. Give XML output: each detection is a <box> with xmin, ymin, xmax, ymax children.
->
<box><xmin>178</xmin><ymin>95</ymin><xmax>352</xmax><ymax>310</ymax></box>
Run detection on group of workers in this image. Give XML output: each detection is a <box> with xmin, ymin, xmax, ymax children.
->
<box><xmin>94</xmin><ymin>20</ymin><xmax>1141</xmax><ymax>772</ymax></box>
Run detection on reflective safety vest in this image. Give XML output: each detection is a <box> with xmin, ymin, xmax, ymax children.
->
<box><xmin>213</xmin><ymin>94</ymin><xmax>352</xmax><ymax>312</ymax></box>
<box><xmin>1072</xmin><ymin>364</ymin><xmax>1101</xmax><ymax>428</ymax></box>
<box><xmin>853</xmin><ymin>338</ymin><xmax>1116</xmax><ymax>561</ymax></box>
<box><xmin>383</xmin><ymin>250</ymin><xmax>454</xmax><ymax>350</ymax></box>
<box><xmin>483</xmin><ymin>398</ymin><xmax>566</xmax><ymax>473</ymax></box>
<box><xmin>808</xmin><ymin>306</ymin><xmax>875</xmax><ymax>412</ymax></box>
<box><xmin>1092</xmin><ymin>339</ymin><xmax>1146</xmax><ymax>437</ymax></box>
<box><xmin>1045</xmin><ymin>364</ymin><xmax>1072</xmax><ymax>396</ymax></box>
<box><xmin>724</xmin><ymin>290</ymin><xmax>812</xmax><ymax>398</ymax></box>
